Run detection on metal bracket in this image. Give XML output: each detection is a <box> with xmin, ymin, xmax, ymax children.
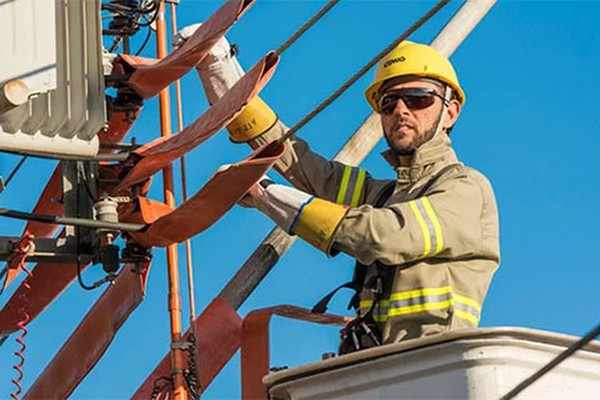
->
<box><xmin>0</xmin><ymin>236</ymin><xmax>93</xmax><ymax>264</ymax></box>
<box><xmin>171</xmin><ymin>341</ymin><xmax>192</xmax><ymax>351</ymax></box>
<box><xmin>122</xmin><ymin>243</ymin><xmax>152</xmax><ymax>266</ymax></box>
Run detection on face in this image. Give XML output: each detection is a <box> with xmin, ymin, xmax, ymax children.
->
<box><xmin>378</xmin><ymin>80</ymin><xmax>460</xmax><ymax>157</ymax></box>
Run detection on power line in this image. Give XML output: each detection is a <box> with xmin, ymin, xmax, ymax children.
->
<box><xmin>278</xmin><ymin>0</ymin><xmax>450</xmax><ymax>144</ymax></box>
<box><xmin>275</xmin><ymin>0</ymin><xmax>340</xmax><ymax>56</ymax></box>
<box><xmin>500</xmin><ymin>320</ymin><xmax>600</xmax><ymax>400</ymax></box>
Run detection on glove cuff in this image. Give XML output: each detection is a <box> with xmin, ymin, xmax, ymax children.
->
<box><xmin>228</xmin><ymin>97</ymin><xmax>278</xmax><ymax>143</ymax></box>
<box><xmin>291</xmin><ymin>198</ymin><xmax>348</xmax><ymax>254</ymax></box>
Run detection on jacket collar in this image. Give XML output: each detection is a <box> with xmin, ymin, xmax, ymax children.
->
<box><xmin>381</xmin><ymin>134</ymin><xmax>459</xmax><ymax>184</ymax></box>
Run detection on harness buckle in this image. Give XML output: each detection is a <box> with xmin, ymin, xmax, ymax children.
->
<box><xmin>371</xmin><ymin>275</ymin><xmax>383</xmax><ymax>298</ymax></box>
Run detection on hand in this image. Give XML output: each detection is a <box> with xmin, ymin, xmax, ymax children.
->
<box><xmin>238</xmin><ymin>176</ymin><xmax>273</xmax><ymax>209</ymax></box>
<box><xmin>238</xmin><ymin>183</ymin><xmax>264</xmax><ymax>209</ymax></box>
<box><xmin>171</xmin><ymin>23</ymin><xmax>201</xmax><ymax>49</ymax></box>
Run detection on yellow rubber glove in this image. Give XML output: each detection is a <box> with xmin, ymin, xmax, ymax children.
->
<box><xmin>174</xmin><ymin>25</ymin><xmax>277</xmax><ymax>142</ymax></box>
<box><xmin>240</xmin><ymin>176</ymin><xmax>349</xmax><ymax>253</ymax></box>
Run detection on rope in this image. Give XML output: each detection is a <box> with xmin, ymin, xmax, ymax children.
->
<box><xmin>499</xmin><ymin>320</ymin><xmax>600</xmax><ymax>400</ymax></box>
<box><xmin>277</xmin><ymin>0</ymin><xmax>450</xmax><ymax>144</ymax></box>
<box><xmin>275</xmin><ymin>0</ymin><xmax>340</xmax><ymax>56</ymax></box>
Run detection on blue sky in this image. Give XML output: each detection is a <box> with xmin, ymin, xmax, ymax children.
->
<box><xmin>1</xmin><ymin>1</ymin><xmax>600</xmax><ymax>398</ymax></box>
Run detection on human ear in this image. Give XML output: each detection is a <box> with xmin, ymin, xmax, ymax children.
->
<box><xmin>443</xmin><ymin>99</ymin><xmax>461</xmax><ymax>131</ymax></box>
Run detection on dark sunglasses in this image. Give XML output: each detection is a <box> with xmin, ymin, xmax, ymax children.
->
<box><xmin>377</xmin><ymin>88</ymin><xmax>449</xmax><ymax>115</ymax></box>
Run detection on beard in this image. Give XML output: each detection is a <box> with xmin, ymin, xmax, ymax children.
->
<box><xmin>384</xmin><ymin>122</ymin><xmax>437</xmax><ymax>156</ymax></box>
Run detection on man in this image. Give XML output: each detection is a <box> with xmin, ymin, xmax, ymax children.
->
<box><xmin>184</xmin><ymin>30</ymin><xmax>500</xmax><ymax>346</ymax></box>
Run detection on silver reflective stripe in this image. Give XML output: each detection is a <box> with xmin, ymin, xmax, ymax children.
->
<box><xmin>414</xmin><ymin>198</ymin><xmax>439</xmax><ymax>256</ymax></box>
<box><xmin>359</xmin><ymin>300</ymin><xmax>389</xmax><ymax>321</ymax></box>
<box><xmin>359</xmin><ymin>289</ymin><xmax>480</xmax><ymax>325</ymax></box>
<box><xmin>455</xmin><ymin>301</ymin><xmax>480</xmax><ymax>320</ymax></box>
<box><xmin>388</xmin><ymin>292</ymin><xmax>451</xmax><ymax>309</ymax></box>
<box><xmin>408</xmin><ymin>197</ymin><xmax>444</xmax><ymax>258</ymax></box>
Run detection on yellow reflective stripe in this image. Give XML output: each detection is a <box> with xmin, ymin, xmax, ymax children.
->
<box><xmin>359</xmin><ymin>300</ymin><xmax>373</xmax><ymax>308</ymax></box>
<box><xmin>336</xmin><ymin>166</ymin><xmax>352</xmax><ymax>204</ymax></box>
<box><xmin>350</xmin><ymin>169</ymin><xmax>366</xmax><ymax>207</ymax></box>
<box><xmin>390</xmin><ymin>286</ymin><xmax>451</xmax><ymax>301</ymax></box>
<box><xmin>409</xmin><ymin>200</ymin><xmax>431</xmax><ymax>257</ymax></box>
<box><xmin>360</xmin><ymin>288</ymin><xmax>480</xmax><ymax>326</ymax></box>
<box><xmin>454</xmin><ymin>309</ymin><xmax>479</xmax><ymax>325</ymax></box>
<box><xmin>454</xmin><ymin>294</ymin><xmax>481</xmax><ymax>312</ymax></box>
<box><xmin>388</xmin><ymin>299</ymin><xmax>453</xmax><ymax>317</ymax></box>
<box><xmin>421</xmin><ymin>197</ymin><xmax>444</xmax><ymax>255</ymax></box>
<box><xmin>359</xmin><ymin>299</ymin><xmax>390</xmax><ymax>309</ymax></box>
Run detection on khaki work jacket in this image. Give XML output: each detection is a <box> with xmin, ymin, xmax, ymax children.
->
<box><xmin>252</xmin><ymin>121</ymin><xmax>500</xmax><ymax>344</ymax></box>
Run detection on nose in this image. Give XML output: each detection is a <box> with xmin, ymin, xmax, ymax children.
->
<box><xmin>391</xmin><ymin>97</ymin><xmax>411</xmax><ymax>116</ymax></box>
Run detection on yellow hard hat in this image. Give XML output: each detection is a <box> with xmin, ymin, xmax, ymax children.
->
<box><xmin>365</xmin><ymin>41</ymin><xmax>465</xmax><ymax>111</ymax></box>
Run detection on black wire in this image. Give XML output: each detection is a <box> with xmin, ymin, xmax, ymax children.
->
<box><xmin>103</xmin><ymin>0</ymin><xmax>159</xmax><ymax>52</ymax></box>
<box><xmin>0</xmin><ymin>266</ymin><xmax>7</xmax><ymax>286</ymax></box>
<box><xmin>0</xmin><ymin>207</ymin><xmax>57</xmax><ymax>224</ymax></box>
<box><xmin>135</xmin><ymin>1</ymin><xmax>159</xmax><ymax>28</ymax></box>
<box><xmin>75</xmin><ymin>163</ymin><xmax>97</xmax><ymax>291</ymax></box>
<box><xmin>3</xmin><ymin>156</ymin><xmax>27</xmax><ymax>188</ymax></box>
<box><xmin>76</xmin><ymin>257</ymin><xmax>96</xmax><ymax>291</ymax></box>
<box><xmin>80</xmin><ymin>163</ymin><xmax>96</xmax><ymax>202</ymax></box>
<box><xmin>500</xmin><ymin>320</ymin><xmax>600</xmax><ymax>400</ymax></box>
<box><xmin>134</xmin><ymin>26</ymin><xmax>153</xmax><ymax>56</ymax></box>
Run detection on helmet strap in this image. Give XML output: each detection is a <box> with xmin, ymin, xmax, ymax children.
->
<box><xmin>431</xmin><ymin>85</ymin><xmax>453</xmax><ymax>140</ymax></box>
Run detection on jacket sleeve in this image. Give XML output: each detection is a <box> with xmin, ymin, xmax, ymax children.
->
<box><xmin>250</xmin><ymin>120</ymin><xmax>389</xmax><ymax>206</ymax></box>
<box><xmin>331</xmin><ymin>170</ymin><xmax>500</xmax><ymax>266</ymax></box>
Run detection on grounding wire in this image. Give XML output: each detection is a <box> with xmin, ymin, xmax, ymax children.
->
<box><xmin>277</xmin><ymin>0</ymin><xmax>450</xmax><ymax>144</ymax></box>
<box><xmin>169</xmin><ymin>2</ymin><xmax>203</xmax><ymax>397</ymax></box>
<box><xmin>499</xmin><ymin>320</ymin><xmax>600</xmax><ymax>400</ymax></box>
<box><xmin>75</xmin><ymin>168</ymin><xmax>97</xmax><ymax>291</ymax></box>
<box><xmin>275</xmin><ymin>0</ymin><xmax>340</xmax><ymax>56</ymax></box>
<box><xmin>134</xmin><ymin>25</ymin><xmax>153</xmax><ymax>56</ymax></box>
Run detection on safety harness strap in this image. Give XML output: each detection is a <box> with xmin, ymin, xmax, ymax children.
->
<box><xmin>312</xmin><ymin>163</ymin><xmax>461</xmax><ymax>315</ymax></box>
<box><xmin>312</xmin><ymin>182</ymin><xmax>394</xmax><ymax>314</ymax></box>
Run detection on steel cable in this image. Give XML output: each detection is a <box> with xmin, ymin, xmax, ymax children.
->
<box><xmin>278</xmin><ymin>0</ymin><xmax>450</xmax><ymax>144</ymax></box>
<box><xmin>275</xmin><ymin>0</ymin><xmax>340</xmax><ymax>56</ymax></box>
<box><xmin>499</xmin><ymin>320</ymin><xmax>600</xmax><ymax>400</ymax></box>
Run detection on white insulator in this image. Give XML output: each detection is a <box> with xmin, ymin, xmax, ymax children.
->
<box><xmin>93</xmin><ymin>197</ymin><xmax>119</xmax><ymax>224</ymax></box>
